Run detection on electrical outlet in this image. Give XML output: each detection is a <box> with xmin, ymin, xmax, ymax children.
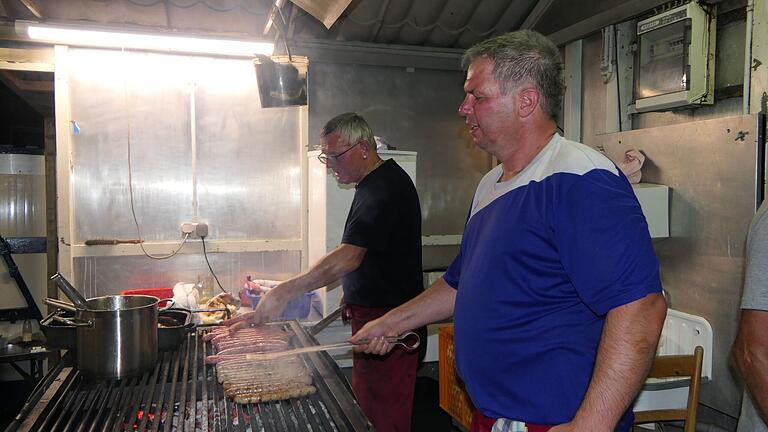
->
<box><xmin>195</xmin><ymin>222</ymin><xmax>209</xmax><ymax>238</ymax></box>
<box><xmin>180</xmin><ymin>223</ymin><xmax>195</xmax><ymax>236</ymax></box>
<box><xmin>180</xmin><ymin>222</ymin><xmax>209</xmax><ymax>238</ymax></box>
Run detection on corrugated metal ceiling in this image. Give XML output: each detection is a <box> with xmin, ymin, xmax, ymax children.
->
<box><xmin>0</xmin><ymin>0</ymin><xmax>675</xmax><ymax>49</ymax></box>
<box><xmin>292</xmin><ymin>0</ymin><xmax>539</xmax><ymax>49</ymax></box>
<box><xmin>0</xmin><ymin>0</ymin><xmax>689</xmax><ymax>117</ymax></box>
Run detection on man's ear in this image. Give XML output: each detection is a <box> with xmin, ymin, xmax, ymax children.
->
<box><xmin>359</xmin><ymin>139</ymin><xmax>371</xmax><ymax>155</ymax></box>
<box><xmin>517</xmin><ymin>88</ymin><xmax>540</xmax><ymax>118</ymax></box>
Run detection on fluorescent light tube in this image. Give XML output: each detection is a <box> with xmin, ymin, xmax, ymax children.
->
<box><xmin>18</xmin><ymin>22</ymin><xmax>274</xmax><ymax>57</ymax></box>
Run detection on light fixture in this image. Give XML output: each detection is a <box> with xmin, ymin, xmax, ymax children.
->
<box><xmin>15</xmin><ymin>21</ymin><xmax>274</xmax><ymax>57</ymax></box>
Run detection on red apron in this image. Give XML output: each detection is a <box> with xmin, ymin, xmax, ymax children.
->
<box><xmin>349</xmin><ymin>305</ymin><xmax>419</xmax><ymax>432</ymax></box>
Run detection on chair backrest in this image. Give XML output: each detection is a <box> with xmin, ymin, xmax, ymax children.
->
<box><xmin>634</xmin><ymin>345</ymin><xmax>704</xmax><ymax>432</ymax></box>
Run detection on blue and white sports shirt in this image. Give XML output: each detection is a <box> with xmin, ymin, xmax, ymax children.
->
<box><xmin>444</xmin><ymin>134</ymin><xmax>661</xmax><ymax>428</ymax></box>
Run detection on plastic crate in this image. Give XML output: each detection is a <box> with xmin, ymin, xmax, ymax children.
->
<box><xmin>280</xmin><ymin>292</ymin><xmax>312</xmax><ymax>320</ymax></box>
<box><xmin>121</xmin><ymin>287</ymin><xmax>174</xmax><ymax>307</ymax></box>
<box><xmin>439</xmin><ymin>325</ymin><xmax>475</xmax><ymax>430</ymax></box>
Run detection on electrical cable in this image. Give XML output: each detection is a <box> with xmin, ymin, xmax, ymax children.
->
<box><xmin>201</xmin><ymin>236</ymin><xmax>227</xmax><ymax>293</ymax></box>
<box><xmin>123</xmin><ymin>48</ymin><xmax>189</xmax><ymax>260</ymax></box>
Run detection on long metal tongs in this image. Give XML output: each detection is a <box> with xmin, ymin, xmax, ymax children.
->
<box><xmin>244</xmin><ymin>331</ymin><xmax>421</xmax><ymax>360</ymax></box>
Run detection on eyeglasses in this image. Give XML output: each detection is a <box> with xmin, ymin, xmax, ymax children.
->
<box><xmin>317</xmin><ymin>140</ymin><xmax>361</xmax><ymax>165</ymax></box>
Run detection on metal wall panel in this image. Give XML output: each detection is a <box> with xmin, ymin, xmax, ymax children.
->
<box><xmin>0</xmin><ymin>154</ymin><xmax>45</xmax><ymax>236</ymax></box>
<box><xmin>62</xmin><ymin>48</ymin><xmax>304</xmax><ymax>296</ymax></box>
<box><xmin>67</xmin><ymin>49</ymin><xmax>303</xmax><ymax>243</ymax></box>
<box><xmin>0</xmin><ymin>155</ymin><xmax>47</xmax><ymax>313</ymax></box>
<box><xmin>308</xmin><ymin>61</ymin><xmax>491</xmax><ymax>240</ymax></box>
<box><xmin>590</xmin><ymin>114</ymin><xmax>761</xmax><ymax>418</ymax></box>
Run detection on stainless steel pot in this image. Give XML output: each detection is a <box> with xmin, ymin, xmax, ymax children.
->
<box><xmin>49</xmin><ymin>274</ymin><xmax>165</xmax><ymax>379</ymax></box>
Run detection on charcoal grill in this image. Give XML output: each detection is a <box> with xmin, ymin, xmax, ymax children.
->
<box><xmin>10</xmin><ymin>321</ymin><xmax>372</xmax><ymax>432</ymax></box>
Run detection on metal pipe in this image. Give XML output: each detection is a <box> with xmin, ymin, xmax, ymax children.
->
<box><xmin>50</xmin><ymin>273</ymin><xmax>88</xmax><ymax>309</ymax></box>
<box><xmin>149</xmin><ymin>351</ymin><xmax>172</xmax><ymax>432</ymax></box>
<box><xmin>135</xmin><ymin>361</ymin><xmax>163</xmax><ymax>431</ymax></box>
<box><xmin>744</xmin><ymin>0</ymin><xmax>755</xmax><ymax>114</ymax></box>
<box><xmin>200</xmin><ymin>338</ymin><xmax>209</xmax><ymax>432</ymax></box>
<box><xmin>189</xmin><ymin>335</ymin><xmax>199</xmax><ymax>432</ymax></box>
<box><xmin>112</xmin><ymin>374</ymin><xmax>148</xmax><ymax>432</ymax></box>
<box><xmin>44</xmin><ymin>298</ymin><xmax>76</xmax><ymax>312</ymax></box>
<box><xmin>100</xmin><ymin>379</ymin><xmax>128</xmax><ymax>432</ymax></box>
<box><xmin>178</xmin><ymin>333</ymin><xmax>192</xmax><ymax>432</ymax></box>
<box><xmin>86</xmin><ymin>381</ymin><xmax>114</xmax><ymax>432</ymax></box>
<box><xmin>59</xmin><ymin>382</ymin><xmax>88</xmax><ymax>432</ymax></box>
<box><xmin>165</xmin><ymin>339</ymin><xmax>184</xmax><ymax>432</ymax></box>
<box><xmin>207</xmin><ymin>338</ymin><xmax>224</xmax><ymax>432</ymax></box>
<box><xmin>42</xmin><ymin>372</ymin><xmax>81</xmax><ymax>432</ymax></box>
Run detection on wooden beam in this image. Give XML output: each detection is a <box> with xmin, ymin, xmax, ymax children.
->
<box><xmin>492</xmin><ymin>0</ymin><xmax>539</xmax><ymax>36</ymax></box>
<box><xmin>520</xmin><ymin>0</ymin><xmax>557</xmax><ymax>29</ymax></box>
<box><xmin>19</xmin><ymin>0</ymin><xmax>44</xmax><ymax>19</ymax></box>
<box><xmin>0</xmin><ymin>47</ymin><xmax>55</xmax><ymax>72</ymax></box>
<box><xmin>0</xmin><ymin>70</ymin><xmax>53</xmax><ymax>92</ymax></box>
<box><xmin>0</xmin><ymin>70</ymin><xmax>53</xmax><ymax>115</ymax></box>
<box><xmin>44</xmin><ymin>117</ymin><xmax>57</xmax><ymax>302</ymax></box>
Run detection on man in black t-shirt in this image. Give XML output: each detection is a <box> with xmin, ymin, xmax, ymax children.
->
<box><xmin>226</xmin><ymin>112</ymin><xmax>424</xmax><ymax>432</ymax></box>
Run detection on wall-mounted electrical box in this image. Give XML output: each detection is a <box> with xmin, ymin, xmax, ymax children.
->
<box><xmin>633</xmin><ymin>183</ymin><xmax>669</xmax><ymax>238</ymax></box>
<box><xmin>634</xmin><ymin>1</ymin><xmax>715</xmax><ymax>112</ymax></box>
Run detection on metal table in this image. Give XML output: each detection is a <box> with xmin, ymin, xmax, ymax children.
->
<box><xmin>0</xmin><ymin>343</ymin><xmax>48</xmax><ymax>383</ymax></box>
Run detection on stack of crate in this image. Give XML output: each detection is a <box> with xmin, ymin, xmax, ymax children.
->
<box><xmin>438</xmin><ymin>325</ymin><xmax>474</xmax><ymax>430</ymax></box>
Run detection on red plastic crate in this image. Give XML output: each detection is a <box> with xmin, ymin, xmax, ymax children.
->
<box><xmin>121</xmin><ymin>287</ymin><xmax>174</xmax><ymax>307</ymax></box>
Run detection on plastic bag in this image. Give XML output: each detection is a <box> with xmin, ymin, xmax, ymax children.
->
<box><xmin>617</xmin><ymin>149</ymin><xmax>645</xmax><ymax>184</ymax></box>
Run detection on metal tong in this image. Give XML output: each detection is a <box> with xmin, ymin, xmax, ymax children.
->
<box><xmin>244</xmin><ymin>331</ymin><xmax>420</xmax><ymax>360</ymax></box>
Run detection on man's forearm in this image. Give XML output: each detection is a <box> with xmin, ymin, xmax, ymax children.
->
<box><xmin>349</xmin><ymin>278</ymin><xmax>456</xmax><ymax>349</ymax></box>
<box><xmin>569</xmin><ymin>293</ymin><xmax>667</xmax><ymax>430</ymax></box>
<box><xmin>275</xmin><ymin>244</ymin><xmax>365</xmax><ymax>300</ymax></box>
<box><xmin>733</xmin><ymin>309</ymin><xmax>768</xmax><ymax>421</ymax></box>
<box><xmin>384</xmin><ymin>278</ymin><xmax>457</xmax><ymax>334</ymax></box>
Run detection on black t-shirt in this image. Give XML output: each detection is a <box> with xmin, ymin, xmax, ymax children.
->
<box><xmin>341</xmin><ymin>159</ymin><xmax>423</xmax><ymax>308</ymax></box>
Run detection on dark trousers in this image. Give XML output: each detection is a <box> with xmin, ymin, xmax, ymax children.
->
<box><xmin>349</xmin><ymin>304</ymin><xmax>419</xmax><ymax>432</ymax></box>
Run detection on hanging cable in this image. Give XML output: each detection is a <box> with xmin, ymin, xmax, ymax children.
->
<box><xmin>201</xmin><ymin>236</ymin><xmax>227</xmax><ymax>293</ymax></box>
<box><xmin>123</xmin><ymin>48</ymin><xmax>189</xmax><ymax>260</ymax></box>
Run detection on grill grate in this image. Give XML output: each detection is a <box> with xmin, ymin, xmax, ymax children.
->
<box><xmin>15</xmin><ymin>321</ymin><xmax>371</xmax><ymax>432</ymax></box>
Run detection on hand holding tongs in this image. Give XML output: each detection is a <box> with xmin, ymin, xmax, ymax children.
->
<box><xmin>337</xmin><ymin>331</ymin><xmax>421</xmax><ymax>351</ymax></box>
<box><xmin>243</xmin><ymin>331</ymin><xmax>421</xmax><ymax>360</ymax></box>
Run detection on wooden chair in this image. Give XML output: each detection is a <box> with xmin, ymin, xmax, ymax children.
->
<box><xmin>634</xmin><ymin>345</ymin><xmax>704</xmax><ymax>432</ymax></box>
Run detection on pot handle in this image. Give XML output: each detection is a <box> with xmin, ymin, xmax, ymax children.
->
<box><xmin>158</xmin><ymin>298</ymin><xmax>176</xmax><ymax>312</ymax></box>
<box><xmin>51</xmin><ymin>314</ymin><xmax>93</xmax><ymax>327</ymax></box>
<box><xmin>45</xmin><ymin>298</ymin><xmax>77</xmax><ymax>312</ymax></box>
<box><xmin>49</xmin><ymin>273</ymin><xmax>89</xmax><ymax>310</ymax></box>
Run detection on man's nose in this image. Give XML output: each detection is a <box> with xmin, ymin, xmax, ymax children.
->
<box><xmin>458</xmin><ymin>95</ymin><xmax>472</xmax><ymax>116</ymax></box>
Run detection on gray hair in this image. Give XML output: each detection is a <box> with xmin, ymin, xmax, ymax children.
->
<box><xmin>463</xmin><ymin>30</ymin><xmax>564</xmax><ymax>120</ymax></box>
<box><xmin>320</xmin><ymin>112</ymin><xmax>376</xmax><ymax>150</ymax></box>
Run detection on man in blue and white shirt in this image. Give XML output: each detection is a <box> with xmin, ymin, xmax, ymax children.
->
<box><xmin>351</xmin><ymin>30</ymin><xmax>667</xmax><ymax>432</ymax></box>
